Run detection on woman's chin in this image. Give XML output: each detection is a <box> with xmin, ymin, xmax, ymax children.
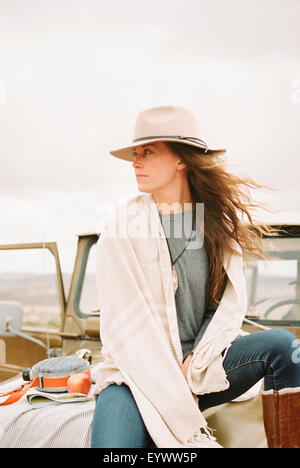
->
<box><xmin>137</xmin><ymin>188</ymin><xmax>151</xmax><ymax>194</ymax></box>
<box><xmin>136</xmin><ymin>182</ymin><xmax>152</xmax><ymax>193</ymax></box>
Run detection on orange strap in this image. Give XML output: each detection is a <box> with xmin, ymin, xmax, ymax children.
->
<box><xmin>0</xmin><ymin>377</ymin><xmax>39</xmax><ymax>405</ymax></box>
<box><xmin>0</xmin><ymin>369</ymin><xmax>91</xmax><ymax>405</ymax></box>
<box><xmin>40</xmin><ymin>369</ymin><xmax>91</xmax><ymax>389</ymax></box>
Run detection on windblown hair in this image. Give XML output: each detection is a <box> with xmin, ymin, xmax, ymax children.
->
<box><xmin>164</xmin><ymin>141</ymin><xmax>283</xmax><ymax>308</ymax></box>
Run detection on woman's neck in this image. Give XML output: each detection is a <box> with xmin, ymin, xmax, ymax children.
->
<box><xmin>151</xmin><ymin>183</ymin><xmax>194</xmax><ymax>214</ymax></box>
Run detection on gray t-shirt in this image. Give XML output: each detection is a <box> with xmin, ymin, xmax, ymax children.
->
<box><xmin>159</xmin><ymin>209</ymin><xmax>216</xmax><ymax>361</ymax></box>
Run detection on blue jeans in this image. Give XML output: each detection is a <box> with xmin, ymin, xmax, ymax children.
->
<box><xmin>91</xmin><ymin>328</ymin><xmax>300</xmax><ymax>448</ymax></box>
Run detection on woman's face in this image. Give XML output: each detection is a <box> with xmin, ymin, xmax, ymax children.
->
<box><xmin>132</xmin><ymin>141</ymin><xmax>186</xmax><ymax>195</ymax></box>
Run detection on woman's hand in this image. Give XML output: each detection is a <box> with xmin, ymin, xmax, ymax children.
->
<box><xmin>180</xmin><ymin>352</ymin><xmax>193</xmax><ymax>380</ymax></box>
<box><xmin>180</xmin><ymin>352</ymin><xmax>198</xmax><ymax>402</ymax></box>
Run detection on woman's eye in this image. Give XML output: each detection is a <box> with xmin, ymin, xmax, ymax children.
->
<box><xmin>133</xmin><ymin>149</ymin><xmax>152</xmax><ymax>159</ymax></box>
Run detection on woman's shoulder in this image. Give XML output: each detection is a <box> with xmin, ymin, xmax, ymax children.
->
<box><xmin>98</xmin><ymin>193</ymin><xmax>152</xmax><ymax>239</ymax></box>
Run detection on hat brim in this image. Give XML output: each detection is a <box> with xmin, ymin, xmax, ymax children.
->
<box><xmin>109</xmin><ymin>138</ymin><xmax>226</xmax><ymax>162</ymax></box>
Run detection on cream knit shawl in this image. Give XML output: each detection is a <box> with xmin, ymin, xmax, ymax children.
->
<box><xmin>93</xmin><ymin>193</ymin><xmax>248</xmax><ymax>448</ymax></box>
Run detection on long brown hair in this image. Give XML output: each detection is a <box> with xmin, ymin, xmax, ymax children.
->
<box><xmin>164</xmin><ymin>141</ymin><xmax>283</xmax><ymax>308</ymax></box>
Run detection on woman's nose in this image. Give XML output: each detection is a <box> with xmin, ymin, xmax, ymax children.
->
<box><xmin>132</xmin><ymin>157</ymin><xmax>142</xmax><ymax>168</ymax></box>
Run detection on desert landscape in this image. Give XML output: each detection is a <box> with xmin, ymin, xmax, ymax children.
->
<box><xmin>0</xmin><ymin>272</ymin><xmax>98</xmax><ymax>329</ymax></box>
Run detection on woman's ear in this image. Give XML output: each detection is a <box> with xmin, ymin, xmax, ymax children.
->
<box><xmin>177</xmin><ymin>160</ymin><xmax>186</xmax><ymax>172</ymax></box>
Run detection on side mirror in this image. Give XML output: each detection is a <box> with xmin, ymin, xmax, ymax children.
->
<box><xmin>0</xmin><ymin>300</ymin><xmax>58</xmax><ymax>357</ymax></box>
<box><xmin>0</xmin><ymin>301</ymin><xmax>23</xmax><ymax>337</ymax></box>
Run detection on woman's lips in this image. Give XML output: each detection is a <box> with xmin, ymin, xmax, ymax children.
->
<box><xmin>136</xmin><ymin>175</ymin><xmax>148</xmax><ymax>178</ymax></box>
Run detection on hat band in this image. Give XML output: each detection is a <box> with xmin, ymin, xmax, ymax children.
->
<box><xmin>132</xmin><ymin>135</ymin><xmax>208</xmax><ymax>153</ymax></box>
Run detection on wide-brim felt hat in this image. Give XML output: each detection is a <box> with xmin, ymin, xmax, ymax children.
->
<box><xmin>109</xmin><ymin>105</ymin><xmax>226</xmax><ymax>162</ymax></box>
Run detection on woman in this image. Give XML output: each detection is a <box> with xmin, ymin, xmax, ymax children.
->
<box><xmin>91</xmin><ymin>105</ymin><xmax>300</xmax><ymax>449</ymax></box>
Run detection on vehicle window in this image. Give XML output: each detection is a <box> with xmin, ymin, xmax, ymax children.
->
<box><xmin>245</xmin><ymin>237</ymin><xmax>300</xmax><ymax>324</ymax></box>
<box><xmin>79</xmin><ymin>243</ymin><xmax>99</xmax><ymax>316</ymax></box>
<box><xmin>0</xmin><ymin>248</ymin><xmax>62</xmax><ymax>330</ymax></box>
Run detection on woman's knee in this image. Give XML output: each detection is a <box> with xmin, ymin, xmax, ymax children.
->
<box><xmin>97</xmin><ymin>383</ymin><xmax>132</xmax><ymax>403</ymax></box>
<box><xmin>266</xmin><ymin>328</ymin><xmax>297</xmax><ymax>346</ymax></box>
<box><xmin>263</xmin><ymin>328</ymin><xmax>298</xmax><ymax>363</ymax></box>
<box><xmin>91</xmin><ymin>384</ymin><xmax>151</xmax><ymax>448</ymax></box>
<box><xmin>93</xmin><ymin>383</ymin><xmax>137</xmax><ymax>423</ymax></box>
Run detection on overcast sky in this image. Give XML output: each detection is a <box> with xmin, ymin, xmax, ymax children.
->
<box><xmin>0</xmin><ymin>0</ymin><xmax>299</xmax><ymax>273</ymax></box>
